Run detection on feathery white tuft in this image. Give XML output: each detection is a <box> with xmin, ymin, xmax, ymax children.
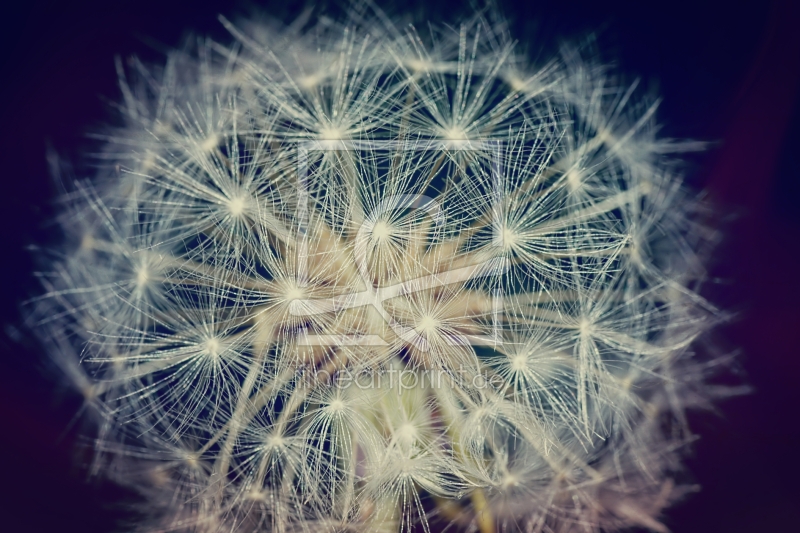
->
<box><xmin>32</xmin><ymin>6</ymin><xmax>730</xmax><ymax>533</ymax></box>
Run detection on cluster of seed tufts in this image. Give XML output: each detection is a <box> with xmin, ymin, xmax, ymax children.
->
<box><xmin>34</xmin><ymin>8</ymin><xmax>724</xmax><ymax>533</ymax></box>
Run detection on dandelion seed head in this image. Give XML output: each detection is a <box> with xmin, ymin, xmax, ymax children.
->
<box><xmin>318</xmin><ymin>126</ymin><xmax>345</xmax><ymax>140</ymax></box>
<box><xmin>566</xmin><ymin>168</ymin><xmax>583</xmax><ymax>192</ymax></box>
<box><xmin>405</xmin><ymin>58</ymin><xmax>433</xmax><ymax>73</ymax></box>
<box><xmin>201</xmin><ymin>133</ymin><xmax>220</xmax><ymax>152</ymax></box>
<box><xmin>298</xmin><ymin>72</ymin><xmax>324</xmax><ymax>89</ymax></box>
<box><xmin>327</xmin><ymin>398</ymin><xmax>346</xmax><ymax>412</ymax></box>
<box><xmin>371</xmin><ymin>219</ymin><xmax>394</xmax><ymax>242</ymax></box>
<box><xmin>442</xmin><ymin>126</ymin><xmax>468</xmax><ymax>141</ymax></box>
<box><xmin>135</xmin><ymin>265</ymin><xmax>149</xmax><ymax>288</ymax></box>
<box><xmin>225</xmin><ymin>195</ymin><xmax>247</xmax><ymax>218</ymax></box>
<box><xmin>499</xmin><ymin>225</ymin><xmax>519</xmax><ymax>251</ymax></box>
<box><xmin>510</xmin><ymin>353</ymin><xmax>528</xmax><ymax>372</ymax></box>
<box><xmin>204</xmin><ymin>337</ymin><xmax>222</xmax><ymax>358</ymax></box>
<box><xmin>180</xmin><ymin>451</ymin><xmax>203</xmax><ymax>472</ymax></box>
<box><xmin>264</xmin><ymin>433</ymin><xmax>286</xmax><ymax>450</ymax></box>
<box><xmin>500</xmin><ymin>473</ymin><xmax>519</xmax><ymax>489</ymax></box>
<box><xmin>416</xmin><ymin>315</ymin><xmax>439</xmax><ymax>333</ymax></box>
<box><xmin>283</xmin><ymin>284</ymin><xmax>305</xmax><ymax>302</ymax></box>
<box><xmin>29</xmin><ymin>6</ymin><xmax>734</xmax><ymax>533</ymax></box>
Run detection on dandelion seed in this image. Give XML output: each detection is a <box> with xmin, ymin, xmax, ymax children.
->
<box><xmin>30</xmin><ymin>5</ymin><xmax>734</xmax><ymax>533</ymax></box>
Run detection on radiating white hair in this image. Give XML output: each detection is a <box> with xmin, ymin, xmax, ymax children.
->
<box><xmin>32</xmin><ymin>4</ymin><xmax>730</xmax><ymax>532</ymax></box>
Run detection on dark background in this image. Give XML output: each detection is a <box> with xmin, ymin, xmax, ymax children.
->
<box><xmin>0</xmin><ymin>0</ymin><xmax>797</xmax><ymax>531</ymax></box>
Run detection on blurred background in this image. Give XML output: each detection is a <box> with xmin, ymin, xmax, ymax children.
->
<box><xmin>0</xmin><ymin>0</ymin><xmax>797</xmax><ymax>531</ymax></box>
